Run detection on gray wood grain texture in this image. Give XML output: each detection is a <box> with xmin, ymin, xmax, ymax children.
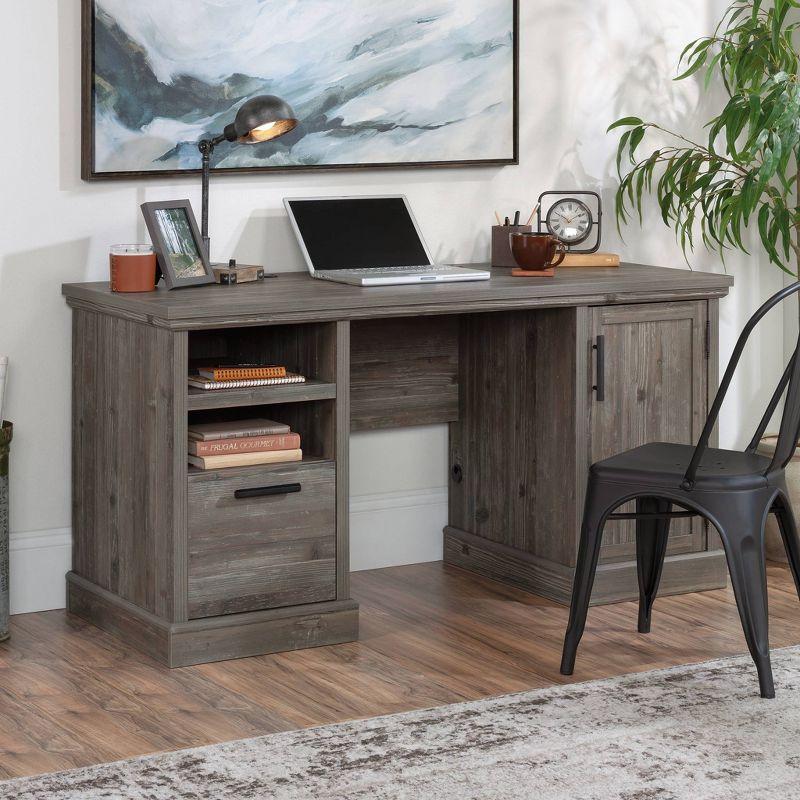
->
<box><xmin>169</xmin><ymin>599</ymin><xmax>359</xmax><ymax>667</ymax></box>
<box><xmin>446</xmin><ymin>299</ymin><xmax>721</xmax><ymax>604</ymax></box>
<box><xmin>448</xmin><ymin>309</ymin><xmax>582</xmax><ymax>565</ymax></box>
<box><xmin>187</xmin><ymin>461</ymin><xmax>336</xmax><ymax>618</ymax></box>
<box><xmin>63</xmin><ymin>264</ymin><xmax>734</xmax><ymax>329</ymax></box>
<box><xmin>588</xmin><ymin>302</ymin><xmax>707</xmax><ymax>562</ymax></box>
<box><xmin>350</xmin><ymin>316</ymin><xmax>459</xmax><ymax>431</ymax></box>
<box><xmin>71</xmin><ymin>309</ymin><xmax>182</xmax><ymax>619</ymax></box>
<box><xmin>170</xmin><ymin>331</ymin><xmax>189</xmax><ymax>622</ymax></box>
<box><xmin>187</xmin><ymin>380</ymin><xmax>336</xmax><ymax>411</ymax></box>
<box><xmin>67</xmin><ymin>266</ymin><xmax>732</xmax><ymax>664</ymax></box>
<box><xmin>336</xmin><ymin>321</ymin><xmax>351</xmax><ymax>599</ymax></box>
<box><xmin>67</xmin><ymin>572</ymin><xmax>171</xmax><ymax>659</ymax></box>
<box><xmin>67</xmin><ymin>571</ymin><xmax>358</xmax><ymax>667</ymax></box>
<box><xmin>444</xmin><ymin>526</ymin><xmax>727</xmax><ymax>605</ymax></box>
<box><xmin>199</xmin><ymin>322</ymin><xmax>338</xmax><ymax>383</ymax></box>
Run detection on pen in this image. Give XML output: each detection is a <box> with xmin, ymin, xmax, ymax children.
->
<box><xmin>526</xmin><ymin>203</ymin><xmax>541</xmax><ymax>227</ymax></box>
<box><xmin>495</xmin><ymin>211</ymin><xmax>502</xmax><ymax>226</ymax></box>
<box><xmin>513</xmin><ymin>210</ymin><xmax>520</xmax><ymax>226</ymax></box>
<box><xmin>504</xmin><ymin>216</ymin><xmax>511</xmax><ymax>226</ymax></box>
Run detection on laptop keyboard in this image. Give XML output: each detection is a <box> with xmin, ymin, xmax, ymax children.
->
<box><xmin>331</xmin><ymin>265</ymin><xmax>451</xmax><ymax>274</ymax></box>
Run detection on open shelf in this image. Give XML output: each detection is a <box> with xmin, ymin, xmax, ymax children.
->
<box><xmin>187</xmin><ymin>399</ymin><xmax>336</xmax><ymax>478</ymax></box>
<box><xmin>187</xmin><ymin>379</ymin><xmax>336</xmax><ymax>411</ymax></box>
<box><xmin>187</xmin><ymin>322</ymin><xmax>338</xmax><ymax>411</ymax></box>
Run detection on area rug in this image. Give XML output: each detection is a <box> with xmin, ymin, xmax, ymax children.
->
<box><xmin>4</xmin><ymin>647</ymin><xmax>800</xmax><ymax>800</ymax></box>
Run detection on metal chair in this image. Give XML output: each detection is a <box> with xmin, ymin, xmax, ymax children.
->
<box><xmin>560</xmin><ymin>282</ymin><xmax>800</xmax><ymax>698</ymax></box>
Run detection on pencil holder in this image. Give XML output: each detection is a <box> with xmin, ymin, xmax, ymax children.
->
<box><xmin>492</xmin><ymin>224</ymin><xmax>532</xmax><ymax>268</ymax></box>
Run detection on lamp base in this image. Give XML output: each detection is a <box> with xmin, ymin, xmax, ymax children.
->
<box><xmin>211</xmin><ymin>263</ymin><xmax>266</xmax><ymax>285</ymax></box>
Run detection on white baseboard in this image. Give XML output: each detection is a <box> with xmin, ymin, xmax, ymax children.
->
<box><xmin>9</xmin><ymin>527</ymin><xmax>71</xmax><ymax>614</ymax></box>
<box><xmin>349</xmin><ymin>487</ymin><xmax>448</xmax><ymax>571</ymax></box>
<box><xmin>7</xmin><ymin>487</ymin><xmax>448</xmax><ymax>615</ymax></box>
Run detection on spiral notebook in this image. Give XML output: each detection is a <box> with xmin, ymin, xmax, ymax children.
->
<box><xmin>188</xmin><ymin>372</ymin><xmax>307</xmax><ymax>391</ymax></box>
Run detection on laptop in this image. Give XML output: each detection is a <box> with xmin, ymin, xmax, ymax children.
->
<box><xmin>284</xmin><ymin>196</ymin><xmax>490</xmax><ymax>286</ymax></box>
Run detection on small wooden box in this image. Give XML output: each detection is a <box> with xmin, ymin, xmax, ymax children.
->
<box><xmin>492</xmin><ymin>225</ymin><xmax>532</xmax><ymax>268</ymax></box>
<box><xmin>212</xmin><ymin>264</ymin><xmax>265</xmax><ymax>285</ymax></box>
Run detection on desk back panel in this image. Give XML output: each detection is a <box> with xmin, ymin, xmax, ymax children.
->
<box><xmin>350</xmin><ymin>317</ymin><xmax>459</xmax><ymax>431</ymax></box>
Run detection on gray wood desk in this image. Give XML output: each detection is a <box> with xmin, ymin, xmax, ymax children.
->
<box><xmin>63</xmin><ymin>264</ymin><xmax>733</xmax><ymax>666</ymax></box>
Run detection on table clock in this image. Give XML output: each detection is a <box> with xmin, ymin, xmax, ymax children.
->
<box><xmin>537</xmin><ymin>191</ymin><xmax>602</xmax><ymax>255</ymax></box>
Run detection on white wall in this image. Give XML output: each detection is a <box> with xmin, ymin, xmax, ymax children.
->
<box><xmin>0</xmin><ymin>1</ymin><xmax>787</xmax><ymax>613</ymax></box>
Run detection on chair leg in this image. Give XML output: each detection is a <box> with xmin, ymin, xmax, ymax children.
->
<box><xmin>713</xmin><ymin>502</ymin><xmax>774</xmax><ymax>699</ymax></box>
<box><xmin>635</xmin><ymin>497</ymin><xmax>671</xmax><ymax>634</ymax></box>
<box><xmin>560</xmin><ymin>482</ymin><xmax>616</xmax><ymax>676</ymax></box>
<box><xmin>772</xmin><ymin>497</ymin><xmax>800</xmax><ymax>602</ymax></box>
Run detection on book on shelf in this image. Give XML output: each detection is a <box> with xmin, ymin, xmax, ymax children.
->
<box><xmin>188</xmin><ymin>418</ymin><xmax>290</xmax><ymax>441</ymax></box>
<box><xmin>188</xmin><ymin>373</ymin><xmax>306</xmax><ymax>391</ymax></box>
<box><xmin>188</xmin><ymin>448</ymin><xmax>303</xmax><ymax>470</ymax></box>
<box><xmin>189</xmin><ymin>432</ymin><xmax>301</xmax><ymax>457</ymax></box>
<box><xmin>197</xmin><ymin>364</ymin><xmax>287</xmax><ymax>381</ymax></box>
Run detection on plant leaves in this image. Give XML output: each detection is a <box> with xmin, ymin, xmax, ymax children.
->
<box><xmin>608</xmin><ymin>117</ymin><xmax>644</xmax><ymax>132</ymax></box>
<box><xmin>610</xmin><ymin>0</ymin><xmax>800</xmax><ymax>272</ymax></box>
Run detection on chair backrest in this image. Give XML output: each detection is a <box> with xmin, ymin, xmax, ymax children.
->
<box><xmin>681</xmin><ymin>281</ymin><xmax>800</xmax><ymax>490</ymax></box>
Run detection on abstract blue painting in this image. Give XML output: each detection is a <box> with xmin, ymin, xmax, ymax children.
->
<box><xmin>83</xmin><ymin>0</ymin><xmax>518</xmax><ymax>178</ymax></box>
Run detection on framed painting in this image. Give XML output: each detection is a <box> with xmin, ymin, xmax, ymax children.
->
<box><xmin>81</xmin><ymin>0</ymin><xmax>518</xmax><ymax>180</ymax></box>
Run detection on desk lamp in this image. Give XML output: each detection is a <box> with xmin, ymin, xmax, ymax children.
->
<box><xmin>197</xmin><ymin>94</ymin><xmax>297</xmax><ymax>260</ymax></box>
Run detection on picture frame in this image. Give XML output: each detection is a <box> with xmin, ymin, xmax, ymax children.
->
<box><xmin>81</xmin><ymin>0</ymin><xmax>519</xmax><ymax>180</ymax></box>
<box><xmin>140</xmin><ymin>200</ymin><xmax>216</xmax><ymax>290</ymax></box>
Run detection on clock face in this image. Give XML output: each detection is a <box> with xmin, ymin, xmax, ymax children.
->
<box><xmin>546</xmin><ymin>199</ymin><xmax>593</xmax><ymax>245</ymax></box>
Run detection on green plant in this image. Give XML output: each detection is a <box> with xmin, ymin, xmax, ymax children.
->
<box><xmin>611</xmin><ymin>0</ymin><xmax>800</xmax><ymax>274</ymax></box>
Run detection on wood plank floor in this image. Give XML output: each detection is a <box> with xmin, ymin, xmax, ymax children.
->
<box><xmin>1</xmin><ymin>561</ymin><xmax>799</xmax><ymax>780</ymax></box>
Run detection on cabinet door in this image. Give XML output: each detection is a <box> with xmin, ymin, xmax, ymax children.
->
<box><xmin>589</xmin><ymin>301</ymin><xmax>708</xmax><ymax>562</ymax></box>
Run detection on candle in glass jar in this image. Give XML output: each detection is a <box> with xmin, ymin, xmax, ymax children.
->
<box><xmin>109</xmin><ymin>244</ymin><xmax>157</xmax><ymax>292</ymax></box>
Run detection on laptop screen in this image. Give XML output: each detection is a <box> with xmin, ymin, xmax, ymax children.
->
<box><xmin>286</xmin><ymin>197</ymin><xmax>432</xmax><ymax>270</ymax></box>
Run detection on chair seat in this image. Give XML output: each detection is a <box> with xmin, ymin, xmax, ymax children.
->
<box><xmin>591</xmin><ymin>442</ymin><xmax>772</xmax><ymax>491</ymax></box>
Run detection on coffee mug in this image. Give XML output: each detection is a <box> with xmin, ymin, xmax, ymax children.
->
<box><xmin>509</xmin><ymin>232</ymin><xmax>567</xmax><ymax>272</ymax></box>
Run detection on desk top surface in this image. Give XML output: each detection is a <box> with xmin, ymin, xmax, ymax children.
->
<box><xmin>63</xmin><ymin>263</ymin><xmax>734</xmax><ymax>329</ymax></box>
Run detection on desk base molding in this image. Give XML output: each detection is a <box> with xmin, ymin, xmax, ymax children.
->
<box><xmin>443</xmin><ymin>527</ymin><xmax>727</xmax><ymax>605</ymax></box>
<box><xmin>67</xmin><ymin>573</ymin><xmax>359</xmax><ymax>667</ymax></box>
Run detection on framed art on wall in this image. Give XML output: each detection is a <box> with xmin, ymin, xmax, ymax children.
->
<box><xmin>81</xmin><ymin>0</ymin><xmax>519</xmax><ymax>180</ymax></box>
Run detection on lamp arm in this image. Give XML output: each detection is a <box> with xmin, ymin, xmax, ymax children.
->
<box><xmin>198</xmin><ymin>134</ymin><xmax>226</xmax><ymax>260</ymax></box>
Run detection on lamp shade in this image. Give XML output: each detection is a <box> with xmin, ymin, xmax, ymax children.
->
<box><xmin>223</xmin><ymin>95</ymin><xmax>298</xmax><ymax>144</ymax></box>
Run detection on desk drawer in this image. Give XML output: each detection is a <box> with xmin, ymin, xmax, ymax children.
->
<box><xmin>187</xmin><ymin>460</ymin><xmax>336</xmax><ymax>619</ymax></box>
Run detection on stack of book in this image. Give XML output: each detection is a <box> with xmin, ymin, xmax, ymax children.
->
<box><xmin>188</xmin><ymin>417</ymin><xmax>302</xmax><ymax>470</ymax></box>
<box><xmin>188</xmin><ymin>363</ymin><xmax>306</xmax><ymax>391</ymax></box>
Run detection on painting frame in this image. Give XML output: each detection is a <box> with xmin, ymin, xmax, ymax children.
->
<box><xmin>81</xmin><ymin>0</ymin><xmax>519</xmax><ymax>181</ymax></box>
<box><xmin>140</xmin><ymin>200</ymin><xmax>216</xmax><ymax>289</ymax></box>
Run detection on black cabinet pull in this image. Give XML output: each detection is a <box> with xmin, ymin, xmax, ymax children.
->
<box><xmin>593</xmin><ymin>335</ymin><xmax>605</xmax><ymax>401</ymax></box>
<box><xmin>234</xmin><ymin>483</ymin><xmax>301</xmax><ymax>499</ymax></box>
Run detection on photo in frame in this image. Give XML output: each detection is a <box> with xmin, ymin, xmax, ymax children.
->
<box><xmin>140</xmin><ymin>200</ymin><xmax>215</xmax><ymax>289</ymax></box>
<box><xmin>82</xmin><ymin>0</ymin><xmax>519</xmax><ymax>180</ymax></box>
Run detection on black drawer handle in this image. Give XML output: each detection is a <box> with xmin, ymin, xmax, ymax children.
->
<box><xmin>593</xmin><ymin>335</ymin><xmax>605</xmax><ymax>402</ymax></box>
<box><xmin>234</xmin><ymin>483</ymin><xmax>301</xmax><ymax>499</ymax></box>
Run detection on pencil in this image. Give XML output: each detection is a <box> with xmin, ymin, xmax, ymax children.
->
<box><xmin>495</xmin><ymin>211</ymin><xmax>502</xmax><ymax>226</ymax></box>
<box><xmin>526</xmin><ymin>203</ymin><xmax>540</xmax><ymax>227</ymax></box>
